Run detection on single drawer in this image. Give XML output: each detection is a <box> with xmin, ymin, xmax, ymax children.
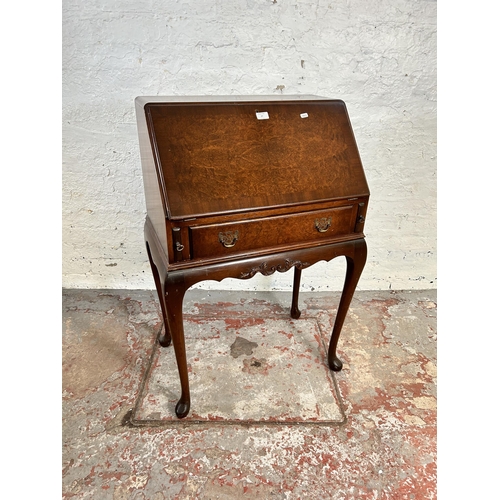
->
<box><xmin>189</xmin><ymin>205</ymin><xmax>357</xmax><ymax>260</ymax></box>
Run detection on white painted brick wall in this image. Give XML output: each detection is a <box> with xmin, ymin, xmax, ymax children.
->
<box><xmin>62</xmin><ymin>0</ymin><xmax>436</xmax><ymax>292</ymax></box>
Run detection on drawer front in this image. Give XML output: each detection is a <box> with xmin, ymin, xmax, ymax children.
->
<box><xmin>190</xmin><ymin>205</ymin><xmax>357</xmax><ymax>260</ymax></box>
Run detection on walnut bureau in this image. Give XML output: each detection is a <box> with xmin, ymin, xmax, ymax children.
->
<box><xmin>135</xmin><ymin>95</ymin><xmax>369</xmax><ymax>418</ymax></box>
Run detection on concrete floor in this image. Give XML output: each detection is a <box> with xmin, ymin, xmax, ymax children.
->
<box><xmin>62</xmin><ymin>287</ymin><xmax>437</xmax><ymax>499</ymax></box>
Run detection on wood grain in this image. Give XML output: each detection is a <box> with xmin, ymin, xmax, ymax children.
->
<box><xmin>146</xmin><ymin>100</ymin><xmax>369</xmax><ymax>218</ymax></box>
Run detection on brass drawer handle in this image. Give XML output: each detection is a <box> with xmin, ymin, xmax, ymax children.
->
<box><xmin>219</xmin><ymin>230</ymin><xmax>239</xmax><ymax>248</ymax></box>
<box><xmin>315</xmin><ymin>217</ymin><xmax>331</xmax><ymax>233</ymax></box>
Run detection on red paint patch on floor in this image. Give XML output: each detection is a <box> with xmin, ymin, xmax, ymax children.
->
<box><xmin>224</xmin><ymin>317</ymin><xmax>266</xmax><ymax>330</ymax></box>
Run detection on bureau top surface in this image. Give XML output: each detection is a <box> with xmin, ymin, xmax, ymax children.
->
<box><xmin>138</xmin><ymin>96</ymin><xmax>369</xmax><ymax>219</ymax></box>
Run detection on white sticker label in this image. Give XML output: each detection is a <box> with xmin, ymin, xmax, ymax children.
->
<box><xmin>256</xmin><ymin>111</ymin><xmax>269</xmax><ymax>120</ymax></box>
<box><xmin>300</xmin><ymin>112</ymin><xmax>309</xmax><ymax>118</ymax></box>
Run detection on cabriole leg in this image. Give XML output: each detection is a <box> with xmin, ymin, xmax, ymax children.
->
<box><xmin>146</xmin><ymin>242</ymin><xmax>172</xmax><ymax>347</ymax></box>
<box><xmin>164</xmin><ymin>280</ymin><xmax>191</xmax><ymax>418</ymax></box>
<box><xmin>290</xmin><ymin>266</ymin><xmax>302</xmax><ymax>319</ymax></box>
<box><xmin>328</xmin><ymin>239</ymin><xmax>367</xmax><ymax>371</ymax></box>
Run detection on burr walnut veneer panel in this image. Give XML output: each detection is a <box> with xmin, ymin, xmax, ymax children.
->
<box><xmin>146</xmin><ymin>100</ymin><xmax>368</xmax><ymax>219</ymax></box>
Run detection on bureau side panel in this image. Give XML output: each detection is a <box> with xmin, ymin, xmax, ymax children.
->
<box><xmin>135</xmin><ymin>98</ymin><xmax>168</xmax><ymax>251</ymax></box>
